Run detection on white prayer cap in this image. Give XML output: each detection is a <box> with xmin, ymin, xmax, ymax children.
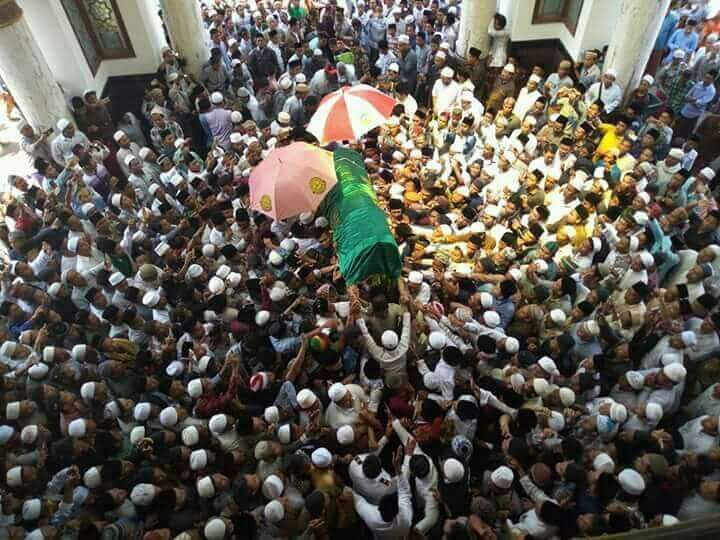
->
<box><xmin>182</xmin><ymin>425</ymin><xmax>200</xmax><ymax>446</ymax></box>
<box><xmin>186</xmin><ymin>263</ymin><xmax>203</xmax><ymax>279</ymax></box>
<box><xmin>209</xmin><ymin>276</ymin><xmax>225</xmax><ymax>294</ymax></box>
<box><xmin>668</xmin><ymin>147</ymin><xmax>684</xmax><ymax>159</ymax></box>
<box><xmin>593</xmin><ymin>453</ymin><xmax>615</xmax><ymax>473</ymax></box>
<box><xmin>226</xmin><ymin>272</ymin><xmax>242</xmax><ymax>288</ymax></box>
<box><xmin>315</xmin><ymin>216</ymin><xmax>329</xmax><ymax>228</ymax></box>
<box><xmin>485</xmin><ymin>204</ymin><xmax>501</xmax><ymax>218</ymax></box>
<box><xmin>6</xmin><ymin>402</ymin><xmax>20</xmax><ymax>420</ymax></box>
<box><xmin>139</xmin><ymin>147</ymin><xmax>152</xmax><ymax>159</ymax></box>
<box><xmin>533</xmin><ymin>377</ymin><xmax>549</xmax><ymax>396</ymax></box>
<box><xmin>160</xmin><ymin>406</ymin><xmax>179</xmax><ymax>427</ymax></box>
<box><xmin>510</xmin><ymin>373</ymin><xmax>525</xmax><ymax>392</ymax></box>
<box><xmin>197</xmin><ymin>476</ymin><xmax>216</xmax><ymax>498</ymax></box>
<box><xmin>111</xmin><ymin>193</ymin><xmax>123</xmax><ymax>208</ymax></box>
<box><xmin>230</xmin><ymin>132</ymin><xmax>243</xmax><ymax>144</ymax></box>
<box><xmin>131</xmin><ymin>483</ymin><xmax>157</xmax><ymax>506</ymax></box>
<box><xmin>165</xmin><ymin>360</ymin><xmax>184</xmax><ymax>377</ymax></box>
<box><xmin>503</xmin><ymin>63</ymin><xmax>516</xmax><ymax>73</ymax></box>
<box><xmin>142</xmin><ymin>290</ymin><xmax>161</xmax><ymax>308</ymax></box>
<box><xmin>618</xmin><ymin>468</ymin><xmax>645</xmax><ymax>495</ymax></box>
<box><xmin>264</xmin><ymin>500</ymin><xmax>285</xmax><ymax>523</ymax></box>
<box><xmin>255</xmin><ymin>310</ymin><xmax>271</xmax><ymax>327</ymax></box>
<box><xmin>700</xmin><ymin>167</ymin><xmax>716</xmax><ymax>180</ymax></box>
<box><xmin>190</xmin><ymin>449</ymin><xmax>208</xmax><ymax>471</ymax></box>
<box><xmin>57</xmin><ymin>118</ymin><xmax>71</xmax><ymax>131</ymax></box>
<box><xmin>529</xmin><ymin>74</ymin><xmax>541</xmax><ymax>83</ymax></box>
<box><xmin>269</xmin><ymin>285</ymin><xmax>287</xmax><ymax>302</ymax></box>
<box><xmin>188</xmin><ymin>378</ymin><xmax>204</xmax><ymax>398</ymax></box>
<box><xmin>408</xmin><ymin>270</ymin><xmax>423</xmax><ymax>284</ymax></box>
<box><xmin>550</xmin><ymin>309</ymin><xmax>566</xmax><ymax>324</ymax></box>
<box><xmin>264</xmin><ymin>406</ymin><xmax>280</xmax><ymax>424</ymax></box>
<box><xmin>311</xmin><ymin>447</ymin><xmax>332</xmax><ymax>468</ymax></box>
<box><xmin>626</xmin><ymin>371</ymin><xmax>645</xmax><ymax>390</ymax></box>
<box><xmin>130</xmin><ymin>426</ymin><xmax>145</xmax><ymax>445</ymax></box>
<box><xmin>0</xmin><ymin>425</ymin><xmax>14</xmax><ymax>445</ymax></box>
<box><xmin>440</xmin><ymin>66</ymin><xmax>454</xmax><ymax>78</ymax></box>
<box><xmin>104</xmin><ymin>400</ymin><xmax>121</xmax><ymax>420</ymax></box>
<box><xmin>538</xmin><ymin>356</ymin><xmax>559</xmax><ymax>376</ymax></box>
<box><xmin>21</xmin><ymin>425</ymin><xmax>38</xmax><ymax>444</ymax></box>
<box><xmin>663</xmin><ymin>363</ymin><xmax>686</xmax><ymax>382</ymax></box>
<box><xmin>210</xmin><ymin>92</ymin><xmax>224</xmax><ymax>104</ymax></box>
<box><xmin>277</xmin><ymin>424</ymin><xmax>292</xmax><ymax>444</ymax></box>
<box><xmin>328</xmin><ymin>383</ymin><xmax>348</xmax><ymax>403</ymax></box>
<box><xmin>610</xmin><ymin>403</ymin><xmax>627</xmax><ymax>423</ymax></box>
<box><xmin>436</xmin><ymin>50</ymin><xmax>447</xmax><ymax>60</ymax></box>
<box><xmin>209</xmin><ymin>414</ymin><xmax>228</xmax><ymax>434</ymax></box>
<box><xmin>559</xmin><ymin>387</ymin><xmax>575</xmax><ymax>406</ymax></box>
<box><xmin>268</xmin><ymin>250</ymin><xmax>284</xmax><ymax>266</ymax></box>
<box><xmin>423</xmin><ymin>372</ymin><xmax>440</xmax><ymax>390</ymax></box>
<box><xmin>81</xmin><ymin>382</ymin><xmax>96</xmax><ymax>401</ymax></box>
<box><xmin>113</xmin><ymin>130</ymin><xmax>126</xmax><ymax>142</ymax></box>
<box><xmin>6</xmin><ymin>465</ymin><xmax>22</xmax><ymax>486</ymax></box>
<box><xmin>604</xmin><ymin>68</ymin><xmax>617</xmax><ymax>78</ymax></box>
<box><xmin>388</xmin><ymin>62</ymin><xmax>400</xmax><ymax>73</ymax></box>
<box><xmin>673</xmin><ymin>49</ymin><xmax>685</xmax><ymax>58</ymax></box>
<box><xmin>398</xmin><ymin>34</ymin><xmax>410</xmax><ymax>44</ymax></box>
<box><xmin>215</xmin><ymin>265</ymin><xmax>231</xmax><ymax>280</ymax></box>
<box><xmin>645</xmin><ymin>402</ymin><xmax>663</xmax><ymax>422</ymax></box>
<box><xmin>109</xmin><ymin>271</ymin><xmax>125</xmax><ymax>286</ymax></box>
<box><xmin>483</xmin><ymin>310</ymin><xmax>501</xmax><ymax>328</ymax></box>
<box><xmin>443</xmin><ymin>458</ymin><xmax>465</xmax><ymax>483</ymax></box>
<box><xmin>642</xmin><ymin>74</ymin><xmax>655</xmax><ymax>85</ymax></box>
<box><xmin>47</xmin><ymin>282</ymin><xmax>62</xmax><ymax>298</ymax></box>
<box><xmin>429</xmin><ymin>331</ymin><xmax>447</xmax><ymax>350</ymax></box>
<box><xmin>337</xmin><ymin>425</ymin><xmax>355</xmax><ymax>445</ymax></box>
<box><xmin>28</xmin><ymin>363</ymin><xmax>49</xmax><ymax>380</ymax></box>
<box><xmin>0</xmin><ymin>341</ymin><xmax>16</xmax><ymax>357</ymax></box>
<box><xmin>263</xmin><ymin>474</ymin><xmax>284</xmax><ymax>499</ymax></box>
<box><xmin>297</xmin><ymin>389</ymin><xmax>318</xmax><ymax>409</ymax></box>
<box><xmin>204</xmin><ymin>517</ymin><xmax>227</xmax><ymax>540</ymax></box>
<box><xmin>134</xmin><ymin>402</ymin><xmax>152</xmax><ymax>421</ymax></box>
<box><xmin>548</xmin><ymin>411</ymin><xmax>565</xmax><ymax>431</ymax></box>
<box><xmin>22</xmin><ymin>498</ymin><xmax>42</xmax><ymax>521</ymax></box>
<box><xmin>491</xmin><ymin>465</ymin><xmax>514</xmax><ymax>489</ymax></box>
<box><xmin>381</xmin><ymin>330</ymin><xmax>399</xmax><ymax>349</ymax></box>
<box><xmin>681</xmin><ymin>330</ymin><xmax>697</xmax><ymax>347</ymax></box>
<box><xmin>504</xmin><ymin>337</ymin><xmax>519</xmax><ymax>354</ymax></box>
<box><xmin>475</xmin><ymin>292</ymin><xmax>492</xmax><ymax>309</ymax></box>
<box><xmin>67</xmin><ymin>237</ymin><xmax>80</xmax><ymax>253</ymax></box>
<box><xmin>280</xmin><ymin>238</ymin><xmax>297</xmax><ymax>252</ymax></box>
<box><xmin>84</xmin><ymin>466</ymin><xmax>102</xmax><ymax>488</ymax></box>
<box><xmin>662</xmin><ymin>515</ymin><xmax>680</xmax><ymax>526</ymax></box>
<box><xmin>583</xmin><ymin>320</ymin><xmax>600</xmax><ymax>337</ymax></box>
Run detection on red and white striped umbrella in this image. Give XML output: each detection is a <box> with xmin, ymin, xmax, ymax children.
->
<box><xmin>307</xmin><ymin>84</ymin><xmax>397</xmax><ymax>145</ymax></box>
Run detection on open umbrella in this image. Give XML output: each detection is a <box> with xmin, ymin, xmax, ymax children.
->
<box><xmin>307</xmin><ymin>84</ymin><xmax>397</xmax><ymax>145</ymax></box>
<box><xmin>249</xmin><ymin>142</ymin><xmax>337</xmax><ymax>221</ymax></box>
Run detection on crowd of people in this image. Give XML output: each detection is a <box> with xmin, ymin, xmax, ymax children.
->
<box><xmin>2</xmin><ymin>0</ymin><xmax>720</xmax><ymax>538</ymax></box>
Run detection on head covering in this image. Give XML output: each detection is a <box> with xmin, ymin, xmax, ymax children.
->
<box><xmin>491</xmin><ymin>466</ymin><xmax>514</xmax><ymax>489</ymax></box>
<box><xmin>311</xmin><ymin>447</ymin><xmax>332</xmax><ymax>468</ymax></box>
<box><xmin>443</xmin><ymin>458</ymin><xmax>465</xmax><ymax>483</ymax></box>
<box><xmin>618</xmin><ymin>468</ymin><xmax>645</xmax><ymax>495</ymax></box>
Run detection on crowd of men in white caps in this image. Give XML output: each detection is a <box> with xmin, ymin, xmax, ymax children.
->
<box><xmin>3</xmin><ymin>0</ymin><xmax>720</xmax><ymax>538</ymax></box>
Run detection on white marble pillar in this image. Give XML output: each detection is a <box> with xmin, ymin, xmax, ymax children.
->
<box><xmin>161</xmin><ymin>0</ymin><xmax>209</xmax><ymax>78</ymax></box>
<box><xmin>604</xmin><ymin>0</ymin><xmax>671</xmax><ymax>95</ymax></box>
<box><xmin>456</xmin><ymin>0</ymin><xmax>496</xmax><ymax>58</ymax></box>
<box><xmin>0</xmin><ymin>0</ymin><xmax>71</xmax><ymax>130</ymax></box>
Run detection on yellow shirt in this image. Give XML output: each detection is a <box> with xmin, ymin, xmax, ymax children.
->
<box><xmin>595</xmin><ymin>123</ymin><xmax>623</xmax><ymax>158</ymax></box>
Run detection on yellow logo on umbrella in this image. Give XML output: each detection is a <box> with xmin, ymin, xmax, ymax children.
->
<box><xmin>359</xmin><ymin>112</ymin><xmax>372</xmax><ymax>126</ymax></box>
<box><xmin>309</xmin><ymin>177</ymin><xmax>327</xmax><ymax>194</ymax></box>
<box><xmin>260</xmin><ymin>195</ymin><xmax>272</xmax><ymax>211</ymax></box>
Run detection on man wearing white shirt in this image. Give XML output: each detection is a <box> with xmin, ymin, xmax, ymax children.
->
<box><xmin>584</xmin><ymin>69</ymin><xmax>623</xmax><ymax>115</ymax></box>
<box><xmin>432</xmin><ymin>66</ymin><xmax>460</xmax><ymax>114</ymax></box>
<box><xmin>51</xmin><ymin>119</ymin><xmax>90</xmax><ymax>167</ymax></box>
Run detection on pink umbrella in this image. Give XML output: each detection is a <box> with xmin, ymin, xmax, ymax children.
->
<box><xmin>249</xmin><ymin>142</ymin><xmax>337</xmax><ymax>221</ymax></box>
<box><xmin>307</xmin><ymin>84</ymin><xmax>397</xmax><ymax>145</ymax></box>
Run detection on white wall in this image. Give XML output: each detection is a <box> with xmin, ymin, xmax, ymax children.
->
<box><xmin>18</xmin><ymin>0</ymin><xmax>164</xmax><ymax>100</ymax></box>
<box><xmin>499</xmin><ymin>0</ymin><xmax>621</xmax><ymax>60</ymax></box>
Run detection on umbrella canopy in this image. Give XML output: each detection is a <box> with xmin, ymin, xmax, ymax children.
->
<box><xmin>307</xmin><ymin>84</ymin><xmax>397</xmax><ymax>145</ymax></box>
<box><xmin>249</xmin><ymin>142</ymin><xmax>337</xmax><ymax>221</ymax></box>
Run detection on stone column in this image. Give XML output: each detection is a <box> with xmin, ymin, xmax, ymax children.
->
<box><xmin>0</xmin><ymin>0</ymin><xmax>71</xmax><ymax>129</ymax></box>
<box><xmin>161</xmin><ymin>0</ymin><xmax>208</xmax><ymax>78</ymax></box>
<box><xmin>456</xmin><ymin>0</ymin><xmax>496</xmax><ymax>58</ymax></box>
<box><xmin>604</xmin><ymin>0</ymin><xmax>671</xmax><ymax>96</ymax></box>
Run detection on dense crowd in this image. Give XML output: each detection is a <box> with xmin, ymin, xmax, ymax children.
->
<box><xmin>2</xmin><ymin>0</ymin><xmax>720</xmax><ymax>539</ymax></box>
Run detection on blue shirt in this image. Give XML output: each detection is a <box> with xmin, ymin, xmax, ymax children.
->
<box><xmin>494</xmin><ymin>297</ymin><xmax>516</xmax><ymax>329</ymax></box>
<box><xmin>654</xmin><ymin>11</ymin><xmax>679</xmax><ymax>51</ymax></box>
<box><xmin>665</xmin><ymin>29</ymin><xmax>699</xmax><ymax>61</ymax></box>
<box><xmin>681</xmin><ymin>81</ymin><xmax>717</xmax><ymax>118</ymax></box>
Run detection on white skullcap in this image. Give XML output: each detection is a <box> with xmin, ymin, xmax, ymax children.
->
<box><xmin>479</xmin><ymin>292</ymin><xmax>494</xmax><ymax>308</ymax></box>
<box><xmin>381</xmin><ymin>330</ymin><xmax>399</xmax><ymax>349</ymax></box>
<box><xmin>408</xmin><ymin>270</ymin><xmax>423</xmax><ymax>284</ymax></box>
<box><xmin>538</xmin><ymin>356</ymin><xmax>560</xmax><ymax>376</ymax></box>
<box><xmin>443</xmin><ymin>458</ymin><xmax>465</xmax><ymax>483</ymax></box>
<box><xmin>268</xmin><ymin>250</ymin><xmax>284</xmax><ymax>266</ymax></box>
<box><xmin>626</xmin><ymin>370</ymin><xmax>645</xmax><ymax>390</ymax></box>
<box><xmin>210</xmin><ymin>92</ymin><xmax>224</xmax><ymax>104</ymax></box>
<box><xmin>559</xmin><ymin>387</ymin><xmax>575</xmax><ymax>407</ymax></box>
<box><xmin>139</xmin><ymin>147</ymin><xmax>152</xmax><ymax>159</ymax></box>
<box><xmin>160</xmin><ymin>406</ymin><xmax>179</xmax><ymax>427</ymax></box>
<box><xmin>277</xmin><ymin>424</ymin><xmax>292</xmax><ymax>444</ymax></box>
<box><xmin>28</xmin><ymin>363</ymin><xmax>49</xmax><ymax>380</ymax></box>
<box><xmin>57</xmin><ymin>118</ymin><xmax>71</xmax><ymax>131</ymax></box>
<box><xmin>503</xmin><ymin>63</ymin><xmax>516</xmax><ymax>73</ymax></box>
<box><xmin>208</xmin><ymin>276</ymin><xmax>225</xmax><ymax>295</ymax></box>
<box><xmin>483</xmin><ymin>310</ymin><xmax>501</xmax><ymax>328</ymax></box>
<box><xmin>510</xmin><ymin>373</ymin><xmax>526</xmax><ymax>393</ymax></box>
<box><xmin>21</xmin><ymin>425</ymin><xmax>38</xmax><ymax>445</ymax></box>
<box><xmin>605</xmin><ymin>68</ymin><xmax>617</xmax><ymax>78</ymax></box>
<box><xmin>182</xmin><ymin>426</ymin><xmax>200</xmax><ymax>446</ymax></box>
<box><xmin>22</xmin><ymin>498</ymin><xmax>42</xmax><ymax>521</ymax></box>
<box><xmin>673</xmin><ymin>49</ymin><xmax>685</xmax><ymax>58</ymax></box>
<box><xmin>226</xmin><ymin>272</ymin><xmax>242</xmax><ymax>288</ymax></box>
<box><xmin>204</xmin><ymin>517</ymin><xmax>227</xmax><ymax>540</ymax></box>
<box><xmin>436</xmin><ymin>50</ymin><xmax>446</xmax><ymax>60</ymax></box>
<box><xmin>440</xmin><ymin>66</ymin><xmax>454</xmax><ymax>78</ymax></box>
<box><xmin>264</xmin><ymin>500</ymin><xmax>285</xmax><ymax>523</ymax></box>
<box><xmin>142</xmin><ymin>290</ymin><xmax>161</xmax><ymax>308</ymax></box>
<box><xmin>6</xmin><ymin>465</ymin><xmax>22</xmax><ymax>486</ymax></box>
<box><xmin>423</xmin><ymin>372</ymin><xmax>440</xmax><ymax>390</ymax></box>
<box><xmin>550</xmin><ymin>309</ymin><xmax>566</xmax><ymax>324</ymax></box>
<box><xmin>255</xmin><ymin>310</ymin><xmax>271</xmax><ymax>327</ymax></box>
<box><xmin>113</xmin><ymin>130</ymin><xmax>126</xmax><ymax>142</ymax></box>
<box><xmin>315</xmin><ymin>216</ymin><xmax>329</xmax><ymax>228</ymax></box>
<box><xmin>279</xmin><ymin>238</ymin><xmax>297</xmax><ymax>252</ymax></box>
<box><xmin>186</xmin><ymin>263</ymin><xmax>203</xmax><ymax>279</ymax></box>
<box><xmin>81</xmin><ymin>382</ymin><xmax>96</xmax><ymax>401</ymax></box>
<box><xmin>0</xmin><ymin>341</ymin><xmax>16</xmax><ymax>357</ymax></box>
<box><xmin>197</xmin><ymin>476</ymin><xmax>216</xmax><ymax>498</ymax></box>
<box><xmin>610</xmin><ymin>403</ymin><xmax>628</xmax><ymax>423</ymax></box>
<box><xmin>663</xmin><ymin>363</ymin><xmax>687</xmax><ymax>382</ymax></box>
<box><xmin>47</xmin><ymin>282</ymin><xmax>62</xmax><ymax>298</ymax></box>
<box><xmin>264</xmin><ymin>406</ymin><xmax>280</xmax><ymax>424</ymax></box>
<box><xmin>388</xmin><ymin>62</ymin><xmax>400</xmax><ymax>72</ymax></box>
<box><xmin>190</xmin><ymin>449</ymin><xmax>208</xmax><ymax>471</ymax></box>
<box><xmin>263</xmin><ymin>474</ymin><xmax>284</xmax><ymax>499</ymax></box>
<box><xmin>662</xmin><ymin>515</ymin><xmax>680</xmax><ymax>526</ymax></box>
<box><xmin>133</xmin><ymin>402</ymin><xmax>152</xmax><ymax>421</ymax></box>
<box><xmin>130</xmin><ymin>426</ymin><xmax>145</xmax><ymax>445</ymax></box>
<box><xmin>6</xmin><ymin>402</ymin><xmax>20</xmax><ymax>420</ymax></box>
<box><xmin>618</xmin><ymin>468</ymin><xmax>645</xmax><ymax>495</ymax></box>
<box><xmin>533</xmin><ymin>378</ymin><xmax>549</xmax><ymax>396</ymax></box>
<box><xmin>398</xmin><ymin>34</ymin><xmax>410</xmax><ymax>44</ymax></box>
<box><xmin>504</xmin><ymin>337</ymin><xmax>519</xmax><ymax>354</ymax></box>
<box><xmin>337</xmin><ymin>425</ymin><xmax>355</xmax><ymax>445</ymax></box>
<box><xmin>269</xmin><ymin>285</ymin><xmax>287</xmax><ymax>303</ymax></box>
<box><xmin>668</xmin><ymin>148</ymin><xmax>684</xmax><ymax>159</ymax></box>
<box><xmin>328</xmin><ymin>383</ymin><xmax>348</xmax><ymax>403</ymax></box>
<box><xmin>0</xmin><ymin>425</ymin><xmax>14</xmax><ymax>445</ymax></box>
<box><xmin>67</xmin><ymin>237</ymin><xmax>80</xmax><ymax>253</ymax></box>
<box><xmin>645</xmin><ymin>402</ymin><xmax>663</xmax><ymax>422</ymax></box>
<box><xmin>42</xmin><ymin>345</ymin><xmax>55</xmax><ymax>362</ymax></box>
<box><xmin>297</xmin><ymin>389</ymin><xmax>318</xmax><ymax>409</ymax></box>
<box><xmin>166</xmin><ymin>360</ymin><xmax>184</xmax><ymax>377</ymax></box>
<box><xmin>681</xmin><ymin>330</ymin><xmax>697</xmax><ymax>347</ymax></box>
<box><xmin>84</xmin><ymin>466</ymin><xmax>102</xmax><ymax>488</ymax></box>
<box><xmin>130</xmin><ymin>483</ymin><xmax>156</xmax><ymax>506</ymax></box>
<box><xmin>188</xmin><ymin>378</ymin><xmax>204</xmax><ymax>398</ymax></box>
<box><xmin>491</xmin><ymin>466</ymin><xmax>514</xmax><ymax>489</ymax></box>
<box><xmin>548</xmin><ymin>411</ymin><xmax>565</xmax><ymax>431</ymax></box>
<box><xmin>311</xmin><ymin>447</ymin><xmax>332</xmax><ymax>468</ymax></box>
<box><xmin>428</xmin><ymin>331</ymin><xmax>447</xmax><ymax>350</ymax></box>
<box><xmin>583</xmin><ymin>320</ymin><xmax>601</xmax><ymax>337</ymax></box>
<box><xmin>642</xmin><ymin>74</ymin><xmax>655</xmax><ymax>85</ymax></box>
<box><xmin>109</xmin><ymin>272</ymin><xmax>125</xmax><ymax>286</ymax></box>
<box><xmin>230</xmin><ymin>111</ymin><xmax>243</xmax><ymax>124</ymax></box>
<box><xmin>209</xmin><ymin>414</ymin><xmax>228</xmax><ymax>434</ymax></box>
<box><xmin>593</xmin><ymin>453</ymin><xmax>615</xmax><ymax>473</ymax></box>
<box><xmin>700</xmin><ymin>167</ymin><xmax>716</xmax><ymax>180</ymax></box>
<box><xmin>230</xmin><ymin>132</ymin><xmax>243</xmax><ymax>144</ymax></box>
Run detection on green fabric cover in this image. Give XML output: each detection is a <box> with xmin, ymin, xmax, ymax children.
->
<box><xmin>318</xmin><ymin>147</ymin><xmax>401</xmax><ymax>285</ymax></box>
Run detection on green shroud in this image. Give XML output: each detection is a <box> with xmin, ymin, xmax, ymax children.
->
<box><xmin>318</xmin><ymin>147</ymin><xmax>401</xmax><ymax>285</ymax></box>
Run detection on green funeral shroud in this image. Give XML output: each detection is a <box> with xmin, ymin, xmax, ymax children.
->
<box><xmin>318</xmin><ymin>147</ymin><xmax>401</xmax><ymax>285</ymax></box>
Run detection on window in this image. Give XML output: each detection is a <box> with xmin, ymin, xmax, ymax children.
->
<box><xmin>60</xmin><ymin>0</ymin><xmax>135</xmax><ymax>75</ymax></box>
<box><xmin>532</xmin><ymin>0</ymin><xmax>585</xmax><ymax>35</ymax></box>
